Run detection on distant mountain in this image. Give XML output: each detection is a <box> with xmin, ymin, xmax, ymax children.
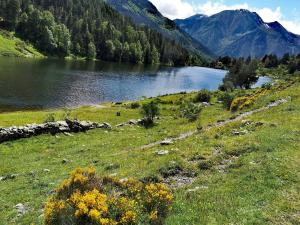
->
<box><xmin>175</xmin><ymin>9</ymin><xmax>300</xmax><ymax>58</ymax></box>
<box><xmin>105</xmin><ymin>0</ymin><xmax>213</xmax><ymax>58</ymax></box>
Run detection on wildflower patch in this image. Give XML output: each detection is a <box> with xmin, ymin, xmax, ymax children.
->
<box><xmin>45</xmin><ymin>167</ymin><xmax>173</xmax><ymax>225</ymax></box>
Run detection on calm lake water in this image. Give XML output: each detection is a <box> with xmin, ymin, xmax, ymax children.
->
<box><xmin>0</xmin><ymin>57</ymin><xmax>269</xmax><ymax>110</ymax></box>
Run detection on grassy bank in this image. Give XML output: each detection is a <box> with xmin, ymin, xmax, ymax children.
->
<box><xmin>0</xmin><ymin>76</ymin><xmax>299</xmax><ymax>224</ymax></box>
<box><xmin>0</xmin><ymin>30</ymin><xmax>44</xmax><ymax>58</ymax></box>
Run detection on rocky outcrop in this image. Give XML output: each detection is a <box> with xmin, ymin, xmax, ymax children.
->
<box><xmin>0</xmin><ymin>120</ymin><xmax>112</xmax><ymax>144</ymax></box>
<box><xmin>116</xmin><ymin>118</ymin><xmax>151</xmax><ymax>127</ymax></box>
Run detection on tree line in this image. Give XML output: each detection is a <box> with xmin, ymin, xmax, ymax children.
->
<box><xmin>215</xmin><ymin>53</ymin><xmax>300</xmax><ymax>90</ymax></box>
<box><xmin>0</xmin><ymin>0</ymin><xmax>206</xmax><ymax>65</ymax></box>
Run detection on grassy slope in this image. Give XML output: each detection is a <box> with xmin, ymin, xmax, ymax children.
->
<box><xmin>0</xmin><ymin>77</ymin><xmax>299</xmax><ymax>224</ymax></box>
<box><xmin>0</xmin><ymin>30</ymin><xmax>43</xmax><ymax>58</ymax></box>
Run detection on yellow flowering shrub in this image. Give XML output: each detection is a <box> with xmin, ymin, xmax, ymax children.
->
<box><xmin>45</xmin><ymin>167</ymin><xmax>173</xmax><ymax>225</ymax></box>
<box><xmin>230</xmin><ymin>96</ymin><xmax>250</xmax><ymax>111</ymax></box>
<box><xmin>230</xmin><ymin>89</ymin><xmax>269</xmax><ymax>112</ymax></box>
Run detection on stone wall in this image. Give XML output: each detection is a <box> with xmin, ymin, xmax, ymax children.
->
<box><xmin>0</xmin><ymin>119</ymin><xmax>112</xmax><ymax>143</ymax></box>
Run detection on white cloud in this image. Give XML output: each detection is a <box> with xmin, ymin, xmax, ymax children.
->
<box><xmin>195</xmin><ymin>1</ymin><xmax>250</xmax><ymax>16</ymax></box>
<box><xmin>281</xmin><ymin>20</ymin><xmax>300</xmax><ymax>35</ymax></box>
<box><xmin>255</xmin><ymin>7</ymin><xmax>282</xmax><ymax>22</ymax></box>
<box><xmin>150</xmin><ymin>0</ymin><xmax>195</xmax><ymax>19</ymax></box>
<box><xmin>149</xmin><ymin>0</ymin><xmax>300</xmax><ymax>34</ymax></box>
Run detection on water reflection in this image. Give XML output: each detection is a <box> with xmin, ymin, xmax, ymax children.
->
<box><xmin>0</xmin><ymin>57</ymin><xmax>269</xmax><ymax>110</ymax></box>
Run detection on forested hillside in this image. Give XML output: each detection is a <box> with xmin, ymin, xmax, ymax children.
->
<box><xmin>106</xmin><ymin>0</ymin><xmax>213</xmax><ymax>59</ymax></box>
<box><xmin>0</xmin><ymin>0</ymin><xmax>206</xmax><ymax>65</ymax></box>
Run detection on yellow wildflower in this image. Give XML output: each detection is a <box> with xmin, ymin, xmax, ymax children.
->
<box><xmin>73</xmin><ymin>173</ymin><xmax>88</xmax><ymax>183</ymax></box>
<box><xmin>87</xmin><ymin>167</ymin><xmax>96</xmax><ymax>175</ymax></box>
<box><xmin>120</xmin><ymin>210</ymin><xmax>136</xmax><ymax>224</ymax></box>
<box><xmin>44</xmin><ymin>198</ymin><xmax>56</xmax><ymax>222</ymax></box>
<box><xmin>89</xmin><ymin>209</ymin><xmax>101</xmax><ymax>220</ymax></box>
<box><xmin>57</xmin><ymin>200</ymin><xmax>66</xmax><ymax>210</ymax></box>
<box><xmin>99</xmin><ymin>218</ymin><xmax>110</xmax><ymax>225</ymax></box>
<box><xmin>149</xmin><ymin>210</ymin><xmax>158</xmax><ymax>221</ymax></box>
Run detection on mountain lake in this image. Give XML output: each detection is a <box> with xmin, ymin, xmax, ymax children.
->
<box><xmin>0</xmin><ymin>57</ymin><xmax>270</xmax><ymax>110</ymax></box>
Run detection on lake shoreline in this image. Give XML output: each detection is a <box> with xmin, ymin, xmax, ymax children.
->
<box><xmin>0</xmin><ymin>57</ymin><xmax>270</xmax><ymax>112</ymax></box>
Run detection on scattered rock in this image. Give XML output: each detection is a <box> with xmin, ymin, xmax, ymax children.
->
<box><xmin>164</xmin><ymin>176</ymin><xmax>195</xmax><ymax>189</ymax></box>
<box><xmin>241</xmin><ymin>120</ymin><xmax>252</xmax><ymax>126</ymax></box>
<box><xmin>15</xmin><ymin>203</ymin><xmax>29</xmax><ymax>216</ymax></box>
<box><xmin>160</xmin><ymin>139</ymin><xmax>174</xmax><ymax>145</ymax></box>
<box><xmin>100</xmin><ymin>123</ymin><xmax>112</xmax><ymax>129</ymax></box>
<box><xmin>255</xmin><ymin>122</ymin><xmax>264</xmax><ymax>127</ymax></box>
<box><xmin>128</xmin><ymin>119</ymin><xmax>138</xmax><ymax>125</ymax></box>
<box><xmin>233</xmin><ymin>129</ymin><xmax>248</xmax><ymax>136</ymax></box>
<box><xmin>109</xmin><ymin>173</ymin><xmax>118</xmax><ymax>177</ymax></box>
<box><xmin>240</xmin><ymin>130</ymin><xmax>248</xmax><ymax>135</ymax></box>
<box><xmin>186</xmin><ymin>186</ymin><xmax>201</xmax><ymax>193</ymax></box>
<box><xmin>156</xmin><ymin>150</ymin><xmax>169</xmax><ymax>156</ymax></box>
<box><xmin>116</xmin><ymin>123</ymin><xmax>125</xmax><ymax>127</ymax></box>
<box><xmin>0</xmin><ymin>174</ymin><xmax>18</xmax><ymax>181</ymax></box>
<box><xmin>62</xmin><ymin>159</ymin><xmax>70</xmax><ymax>164</ymax></box>
<box><xmin>63</xmin><ymin>132</ymin><xmax>74</xmax><ymax>137</ymax></box>
<box><xmin>233</xmin><ymin>131</ymin><xmax>240</xmax><ymax>136</ymax></box>
<box><xmin>201</xmin><ymin>102</ymin><xmax>210</xmax><ymax>106</ymax></box>
<box><xmin>43</xmin><ymin>169</ymin><xmax>50</xmax><ymax>173</ymax></box>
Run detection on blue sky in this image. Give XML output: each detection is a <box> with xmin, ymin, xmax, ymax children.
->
<box><xmin>150</xmin><ymin>0</ymin><xmax>300</xmax><ymax>34</ymax></box>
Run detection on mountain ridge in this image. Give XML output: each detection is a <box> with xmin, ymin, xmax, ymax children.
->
<box><xmin>175</xmin><ymin>9</ymin><xmax>300</xmax><ymax>58</ymax></box>
<box><xmin>105</xmin><ymin>0</ymin><xmax>213</xmax><ymax>59</ymax></box>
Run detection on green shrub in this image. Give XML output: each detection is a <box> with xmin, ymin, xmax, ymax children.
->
<box><xmin>130</xmin><ymin>102</ymin><xmax>140</xmax><ymax>109</ymax></box>
<box><xmin>218</xmin><ymin>92</ymin><xmax>235</xmax><ymax>110</ymax></box>
<box><xmin>194</xmin><ymin>90</ymin><xmax>211</xmax><ymax>103</ymax></box>
<box><xmin>45</xmin><ymin>167</ymin><xmax>173</xmax><ymax>225</ymax></box>
<box><xmin>218</xmin><ymin>81</ymin><xmax>234</xmax><ymax>92</ymax></box>
<box><xmin>140</xmin><ymin>101</ymin><xmax>160</xmax><ymax>124</ymax></box>
<box><xmin>180</xmin><ymin>101</ymin><xmax>202</xmax><ymax>121</ymax></box>
<box><xmin>261</xmin><ymin>82</ymin><xmax>272</xmax><ymax>90</ymax></box>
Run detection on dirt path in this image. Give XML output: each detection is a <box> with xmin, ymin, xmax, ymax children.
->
<box><xmin>138</xmin><ymin>97</ymin><xmax>291</xmax><ymax>150</ymax></box>
<box><xmin>105</xmin><ymin>97</ymin><xmax>290</xmax><ymax>158</ymax></box>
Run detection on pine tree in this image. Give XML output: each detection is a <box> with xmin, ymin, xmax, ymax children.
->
<box><xmin>150</xmin><ymin>45</ymin><xmax>160</xmax><ymax>64</ymax></box>
<box><xmin>5</xmin><ymin>0</ymin><xmax>20</xmax><ymax>30</ymax></box>
<box><xmin>87</xmin><ymin>42</ymin><xmax>96</xmax><ymax>60</ymax></box>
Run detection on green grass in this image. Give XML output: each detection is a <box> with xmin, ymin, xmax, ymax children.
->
<box><xmin>0</xmin><ymin>30</ymin><xmax>44</xmax><ymax>58</ymax></box>
<box><xmin>0</xmin><ymin>76</ymin><xmax>299</xmax><ymax>224</ymax></box>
